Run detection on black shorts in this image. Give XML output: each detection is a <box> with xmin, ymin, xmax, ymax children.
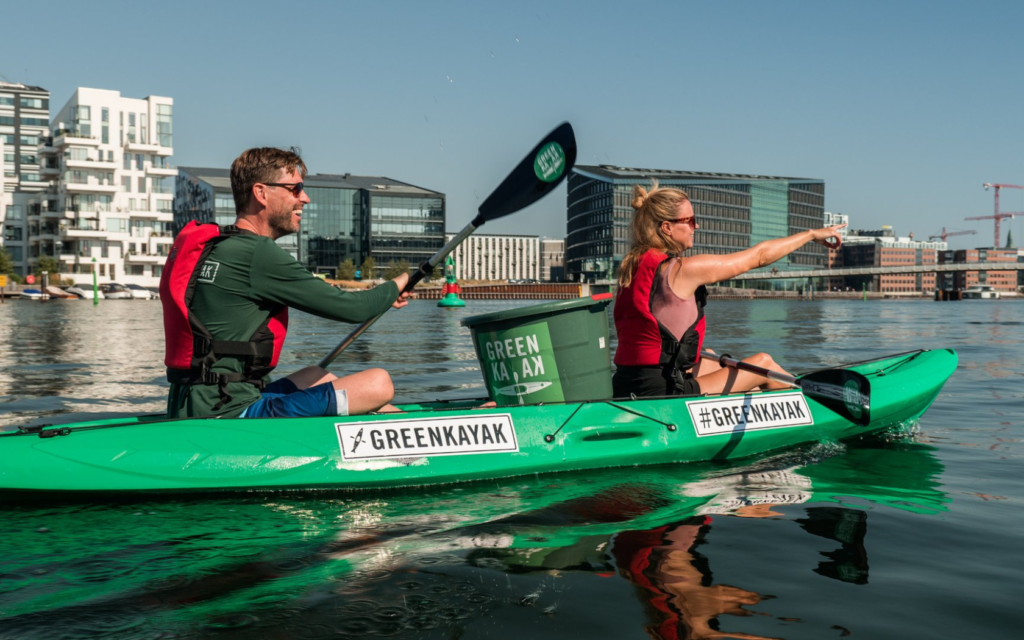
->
<box><xmin>612</xmin><ymin>365</ymin><xmax>701</xmax><ymax>399</ymax></box>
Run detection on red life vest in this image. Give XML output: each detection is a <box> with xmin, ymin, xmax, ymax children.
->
<box><xmin>613</xmin><ymin>249</ymin><xmax>706</xmax><ymax>371</ymax></box>
<box><xmin>160</xmin><ymin>221</ymin><xmax>288</xmax><ymax>390</ymax></box>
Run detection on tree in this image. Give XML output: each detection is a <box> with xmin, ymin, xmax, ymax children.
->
<box><xmin>359</xmin><ymin>256</ymin><xmax>377</xmax><ymax>280</ymax></box>
<box><xmin>0</xmin><ymin>248</ymin><xmax>14</xmax><ymax>276</ymax></box>
<box><xmin>383</xmin><ymin>259</ymin><xmax>411</xmax><ymax>280</ymax></box>
<box><xmin>35</xmin><ymin>256</ymin><xmax>64</xmax><ymax>284</ymax></box>
<box><xmin>337</xmin><ymin>258</ymin><xmax>357</xmax><ymax>280</ymax></box>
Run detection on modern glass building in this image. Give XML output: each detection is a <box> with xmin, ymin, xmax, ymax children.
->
<box><xmin>566</xmin><ymin>165</ymin><xmax>826</xmax><ymax>287</ymax></box>
<box><xmin>175</xmin><ymin>168</ymin><xmax>444</xmax><ymax>276</ymax></box>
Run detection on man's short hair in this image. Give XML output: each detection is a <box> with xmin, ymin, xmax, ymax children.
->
<box><xmin>230</xmin><ymin>147</ymin><xmax>308</xmax><ymax>214</ymax></box>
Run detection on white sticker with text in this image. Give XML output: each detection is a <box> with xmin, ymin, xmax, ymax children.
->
<box><xmin>337</xmin><ymin>413</ymin><xmax>518</xmax><ymax>461</ymax></box>
<box><xmin>687</xmin><ymin>392</ymin><xmax>814</xmax><ymax>437</ymax></box>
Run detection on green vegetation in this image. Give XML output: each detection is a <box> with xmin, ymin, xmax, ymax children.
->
<box><xmin>383</xmin><ymin>259</ymin><xmax>411</xmax><ymax>280</ymax></box>
<box><xmin>337</xmin><ymin>258</ymin><xmax>357</xmax><ymax>280</ymax></box>
<box><xmin>359</xmin><ymin>256</ymin><xmax>376</xmax><ymax>280</ymax></box>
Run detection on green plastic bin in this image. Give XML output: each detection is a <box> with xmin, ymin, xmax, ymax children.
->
<box><xmin>461</xmin><ymin>294</ymin><xmax>614</xmax><ymax>404</ymax></box>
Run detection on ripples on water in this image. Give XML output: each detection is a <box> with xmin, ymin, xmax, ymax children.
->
<box><xmin>0</xmin><ymin>297</ymin><xmax>1021</xmax><ymax>639</ymax></box>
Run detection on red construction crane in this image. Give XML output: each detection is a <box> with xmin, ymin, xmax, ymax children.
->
<box><xmin>965</xmin><ymin>183</ymin><xmax>1024</xmax><ymax>247</ymax></box>
<box><xmin>928</xmin><ymin>227</ymin><xmax>977</xmax><ymax>242</ymax></box>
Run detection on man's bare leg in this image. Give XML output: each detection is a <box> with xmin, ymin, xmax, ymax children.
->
<box><xmin>284</xmin><ymin>366</ymin><xmax>398</xmax><ymax>414</ymax></box>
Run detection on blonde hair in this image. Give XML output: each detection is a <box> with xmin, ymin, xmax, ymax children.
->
<box><xmin>617</xmin><ymin>179</ymin><xmax>690</xmax><ymax>288</ymax></box>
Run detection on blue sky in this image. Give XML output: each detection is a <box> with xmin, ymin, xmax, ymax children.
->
<box><xmin>3</xmin><ymin>0</ymin><xmax>1023</xmax><ymax>249</ymax></box>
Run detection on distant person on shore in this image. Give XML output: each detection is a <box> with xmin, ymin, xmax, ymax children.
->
<box><xmin>612</xmin><ymin>180</ymin><xmax>845</xmax><ymax>398</ymax></box>
<box><xmin>161</xmin><ymin>147</ymin><xmax>412</xmax><ymax>419</ymax></box>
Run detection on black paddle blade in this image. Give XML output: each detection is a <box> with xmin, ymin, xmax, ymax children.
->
<box><xmin>474</xmin><ymin>122</ymin><xmax>577</xmax><ymax>226</ymax></box>
<box><xmin>799</xmin><ymin>369</ymin><xmax>872</xmax><ymax>427</ymax></box>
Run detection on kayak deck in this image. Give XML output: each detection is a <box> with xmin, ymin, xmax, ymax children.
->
<box><xmin>0</xmin><ymin>349</ymin><xmax>958</xmax><ymax>494</ymax></box>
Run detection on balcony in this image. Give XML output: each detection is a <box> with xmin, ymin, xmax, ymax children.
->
<box><xmin>60</xmin><ymin>224</ymin><xmax>106</xmax><ymax>239</ymax></box>
<box><xmin>64</xmin><ymin>181</ymin><xmax>118</xmax><ymax>194</ymax></box>
<box><xmin>146</xmin><ymin>163</ymin><xmax>177</xmax><ymax>176</ymax></box>
<box><xmin>66</xmin><ymin>157</ymin><xmax>118</xmax><ymax>170</ymax></box>
<box><xmin>125</xmin><ymin>139</ymin><xmax>172</xmax><ymax>156</ymax></box>
<box><xmin>54</xmin><ymin>130</ymin><xmax>100</xmax><ymax>147</ymax></box>
<box><xmin>126</xmin><ymin>251</ymin><xmax>166</xmax><ymax>263</ymax></box>
<box><xmin>40</xmin><ymin>165</ymin><xmax>61</xmax><ymax>176</ymax></box>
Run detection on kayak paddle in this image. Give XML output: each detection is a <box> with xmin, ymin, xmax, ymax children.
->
<box><xmin>700</xmin><ymin>351</ymin><xmax>871</xmax><ymax>426</ymax></box>
<box><xmin>319</xmin><ymin>122</ymin><xmax>578</xmax><ymax>368</ymax></box>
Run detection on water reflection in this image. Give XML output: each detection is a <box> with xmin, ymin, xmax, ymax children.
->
<box><xmin>0</xmin><ymin>441</ymin><xmax>947</xmax><ymax>638</ymax></box>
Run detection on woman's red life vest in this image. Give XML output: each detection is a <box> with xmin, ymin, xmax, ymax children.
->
<box><xmin>613</xmin><ymin>249</ymin><xmax>706</xmax><ymax>372</ymax></box>
<box><xmin>159</xmin><ymin>221</ymin><xmax>288</xmax><ymax>388</ymax></box>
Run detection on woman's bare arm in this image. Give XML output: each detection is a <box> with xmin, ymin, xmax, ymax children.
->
<box><xmin>670</xmin><ymin>225</ymin><xmax>845</xmax><ymax>297</ymax></box>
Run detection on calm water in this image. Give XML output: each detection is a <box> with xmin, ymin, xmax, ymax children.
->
<box><xmin>0</xmin><ymin>297</ymin><xmax>1021</xmax><ymax>639</ymax></box>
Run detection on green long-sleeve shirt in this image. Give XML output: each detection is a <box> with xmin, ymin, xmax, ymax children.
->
<box><xmin>166</xmin><ymin>234</ymin><xmax>398</xmax><ymax>418</ymax></box>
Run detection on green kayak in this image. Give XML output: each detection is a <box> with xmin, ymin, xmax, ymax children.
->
<box><xmin>0</xmin><ymin>349</ymin><xmax>956</xmax><ymax>495</ymax></box>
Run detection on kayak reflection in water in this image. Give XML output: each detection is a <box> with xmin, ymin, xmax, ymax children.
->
<box><xmin>611</xmin><ymin>517</ymin><xmax>777</xmax><ymax>640</ymax></box>
<box><xmin>612</xmin><ymin>180</ymin><xmax>846</xmax><ymax>398</ymax></box>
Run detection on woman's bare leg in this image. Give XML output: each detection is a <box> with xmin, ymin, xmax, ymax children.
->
<box><xmin>695</xmin><ymin>353</ymin><xmax>793</xmax><ymax>395</ymax></box>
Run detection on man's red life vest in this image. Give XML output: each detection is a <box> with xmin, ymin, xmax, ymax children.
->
<box><xmin>160</xmin><ymin>221</ymin><xmax>288</xmax><ymax>389</ymax></box>
<box><xmin>613</xmin><ymin>249</ymin><xmax>706</xmax><ymax>372</ymax></box>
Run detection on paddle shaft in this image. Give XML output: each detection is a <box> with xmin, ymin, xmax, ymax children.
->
<box><xmin>317</xmin><ymin>222</ymin><xmax>478</xmax><ymax>368</ymax></box>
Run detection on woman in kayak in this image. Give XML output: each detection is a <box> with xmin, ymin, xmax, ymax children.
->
<box><xmin>613</xmin><ymin>180</ymin><xmax>845</xmax><ymax>398</ymax></box>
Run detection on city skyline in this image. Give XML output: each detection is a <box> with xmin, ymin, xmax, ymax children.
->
<box><xmin>2</xmin><ymin>0</ymin><xmax>1023</xmax><ymax>251</ymax></box>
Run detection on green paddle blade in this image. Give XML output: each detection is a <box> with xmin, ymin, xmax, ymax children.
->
<box><xmin>799</xmin><ymin>369</ymin><xmax>872</xmax><ymax>427</ymax></box>
<box><xmin>473</xmin><ymin>122</ymin><xmax>577</xmax><ymax>226</ymax></box>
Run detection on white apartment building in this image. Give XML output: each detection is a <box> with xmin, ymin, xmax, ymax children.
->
<box><xmin>540</xmin><ymin>238</ymin><xmax>564</xmax><ymax>282</ymax></box>
<box><xmin>445</xmin><ymin>233</ymin><xmax>540</xmax><ymax>281</ymax></box>
<box><xmin>25</xmin><ymin>88</ymin><xmax>174</xmax><ymax>288</ymax></box>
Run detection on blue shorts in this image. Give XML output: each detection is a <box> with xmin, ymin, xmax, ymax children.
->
<box><xmin>240</xmin><ymin>378</ymin><xmax>349</xmax><ymax>418</ymax></box>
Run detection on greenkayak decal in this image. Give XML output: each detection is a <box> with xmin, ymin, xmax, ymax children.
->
<box><xmin>533</xmin><ymin>142</ymin><xmax>566</xmax><ymax>183</ymax></box>
<box><xmin>336</xmin><ymin>414</ymin><xmax>518</xmax><ymax>461</ymax></box>
<box><xmin>475</xmin><ymin>324</ymin><xmax>564</xmax><ymax>404</ymax></box>
<box><xmin>686</xmin><ymin>392</ymin><xmax>813</xmax><ymax>437</ymax></box>
<box><xmin>843</xmin><ymin>380</ymin><xmax>866</xmax><ymax>420</ymax></box>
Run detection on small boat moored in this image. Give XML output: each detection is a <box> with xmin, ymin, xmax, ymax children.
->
<box><xmin>961</xmin><ymin>285</ymin><xmax>1001</xmax><ymax>299</ymax></box>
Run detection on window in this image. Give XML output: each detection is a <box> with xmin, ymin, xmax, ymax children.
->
<box><xmin>157</xmin><ymin>104</ymin><xmax>173</xmax><ymax>147</ymax></box>
<box><xmin>138</xmin><ymin>177</ymin><xmax>146</xmax><ymax>193</ymax></box>
<box><xmin>123</xmin><ymin>153</ymin><xmax>131</xmax><ymax>170</ymax></box>
<box><xmin>4</xmin><ymin>225</ymin><xmax>22</xmax><ymax>241</ymax></box>
<box><xmin>106</xmin><ymin>218</ymin><xmax>128</xmax><ymax>233</ymax></box>
<box><xmin>122</xmin><ymin>176</ymin><xmax>132</xmax><ymax>192</ymax></box>
<box><xmin>135</xmin><ymin>154</ymin><xmax>143</xmax><ymax>170</ymax></box>
<box><xmin>20</xmin><ymin>97</ymin><xmax>47</xmax><ymax>109</ymax></box>
<box><xmin>7</xmin><ymin>246</ymin><xmax>23</xmax><ymax>262</ymax></box>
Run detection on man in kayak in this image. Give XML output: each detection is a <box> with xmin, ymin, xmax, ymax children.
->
<box><xmin>161</xmin><ymin>147</ymin><xmax>412</xmax><ymax>419</ymax></box>
<box><xmin>613</xmin><ymin>180</ymin><xmax>844</xmax><ymax>398</ymax></box>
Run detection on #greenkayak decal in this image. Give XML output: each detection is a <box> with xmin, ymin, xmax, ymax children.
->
<box><xmin>534</xmin><ymin>142</ymin><xmax>566</xmax><ymax>183</ymax></box>
<box><xmin>336</xmin><ymin>414</ymin><xmax>518</xmax><ymax>461</ymax></box>
<box><xmin>686</xmin><ymin>392</ymin><xmax>813</xmax><ymax>437</ymax></box>
<box><xmin>476</xmin><ymin>324</ymin><xmax>564</xmax><ymax>404</ymax></box>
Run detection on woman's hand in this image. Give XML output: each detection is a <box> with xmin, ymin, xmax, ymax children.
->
<box><xmin>810</xmin><ymin>224</ymin><xmax>846</xmax><ymax>249</ymax></box>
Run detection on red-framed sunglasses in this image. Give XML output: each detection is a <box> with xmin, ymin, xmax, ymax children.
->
<box><xmin>671</xmin><ymin>215</ymin><xmax>696</xmax><ymax>227</ymax></box>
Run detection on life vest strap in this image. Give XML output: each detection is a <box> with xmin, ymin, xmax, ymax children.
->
<box><xmin>166</xmin><ymin>367</ymin><xmax>267</xmax><ymax>390</ymax></box>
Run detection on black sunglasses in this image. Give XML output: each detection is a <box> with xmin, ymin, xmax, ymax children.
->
<box><xmin>262</xmin><ymin>182</ymin><xmax>304</xmax><ymax>196</ymax></box>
